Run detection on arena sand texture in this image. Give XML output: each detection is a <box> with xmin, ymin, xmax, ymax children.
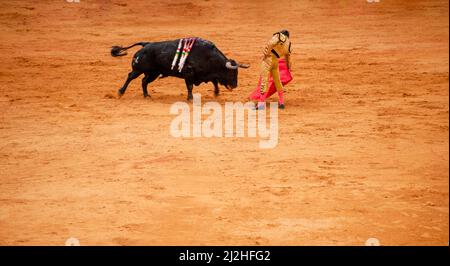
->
<box><xmin>0</xmin><ymin>0</ymin><xmax>448</xmax><ymax>245</ymax></box>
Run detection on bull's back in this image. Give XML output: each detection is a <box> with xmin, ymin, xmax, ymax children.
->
<box><xmin>135</xmin><ymin>38</ymin><xmax>225</xmax><ymax>76</ymax></box>
<box><xmin>135</xmin><ymin>40</ymin><xmax>179</xmax><ymax>72</ymax></box>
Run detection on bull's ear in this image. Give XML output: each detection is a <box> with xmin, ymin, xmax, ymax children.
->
<box><xmin>238</xmin><ymin>63</ymin><xmax>250</xmax><ymax>69</ymax></box>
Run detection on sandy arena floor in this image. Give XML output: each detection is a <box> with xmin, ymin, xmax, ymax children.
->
<box><xmin>0</xmin><ymin>0</ymin><xmax>448</xmax><ymax>245</ymax></box>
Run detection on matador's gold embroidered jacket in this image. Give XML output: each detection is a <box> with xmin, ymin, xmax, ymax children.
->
<box><xmin>262</xmin><ymin>32</ymin><xmax>292</xmax><ymax>70</ymax></box>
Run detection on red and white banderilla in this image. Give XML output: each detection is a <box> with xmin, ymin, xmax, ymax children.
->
<box><xmin>178</xmin><ymin>38</ymin><xmax>196</xmax><ymax>72</ymax></box>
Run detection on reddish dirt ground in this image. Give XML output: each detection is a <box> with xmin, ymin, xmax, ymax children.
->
<box><xmin>0</xmin><ymin>0</ymin><xmax>448</xmax><ymax>245</ymax></box>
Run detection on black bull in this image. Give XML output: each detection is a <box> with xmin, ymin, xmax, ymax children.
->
<box><xmin>110</xmin><ymin>39</ymin><xmax>249</xmax><ymax>100</ymax></box>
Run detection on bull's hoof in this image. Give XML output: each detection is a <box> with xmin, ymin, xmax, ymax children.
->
<box><xmin>117</xmin><ymin>90</ymin><xmax>124</xmax><ymax>98</ymax></box>
<box><xmin>143</xmin><ymin>94</ymin><xmax>151</xmax><ymax>98</ymax></box>
<box><xmin>278</xmin><ymin>104</ymin><xmax>285</xmax><ymax>109</ymax></box>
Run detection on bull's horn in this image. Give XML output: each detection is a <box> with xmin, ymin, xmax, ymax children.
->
<box><xmin>225</xmin><ymin>61</ymin><xmax>238</xmax><ymax>70</ymax></box>
<box><xmin>238</xmin><ymin>63</ymin><xmax>250</xmax><ymax>68</ymax></box>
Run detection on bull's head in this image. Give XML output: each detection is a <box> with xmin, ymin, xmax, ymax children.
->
<box><xmin>220</xmin><ymin>59</ymin><xmax>249</xmax><ymax>90</ymax></box>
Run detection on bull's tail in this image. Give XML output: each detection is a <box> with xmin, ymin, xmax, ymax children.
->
<box><xmin>110</xmin><ymin>42</ymin><xmax>149</xmax><ymax>57</ymax></box>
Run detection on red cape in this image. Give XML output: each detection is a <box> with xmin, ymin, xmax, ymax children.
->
<box><xmin>249</xmin><ymin>58</ymin><xmax>293</xmax><ymax>101</ymax></box>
